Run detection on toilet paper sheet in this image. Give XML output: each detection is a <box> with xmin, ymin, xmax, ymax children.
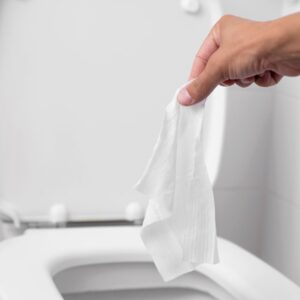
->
<box><xmin>135</xmin><ymin>85</ymin><xmax>219</xmax><ymax>281</ymax></box>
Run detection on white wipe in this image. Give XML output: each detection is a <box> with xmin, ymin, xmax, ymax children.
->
<box><xmin>135</xmin><ymin>85</ymin><xmax>219</xmax><ymax>281</ymax></box>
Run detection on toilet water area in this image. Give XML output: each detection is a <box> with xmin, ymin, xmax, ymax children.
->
<box><xmin>63</xmin><ymin>287</ymin><xmax>217</xmax><ymax>300</ymax></box>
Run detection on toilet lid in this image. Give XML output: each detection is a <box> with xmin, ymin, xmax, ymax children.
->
<box><xmin>0</xmin><ymin>0</ymin><xmax>224</xmax><ymax>224</ymax></box>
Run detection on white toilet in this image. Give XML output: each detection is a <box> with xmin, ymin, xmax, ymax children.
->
<box><xmin>0</xmin><ymin>0</ymin><xmax>300</xmax><ymax>299</ymax></box>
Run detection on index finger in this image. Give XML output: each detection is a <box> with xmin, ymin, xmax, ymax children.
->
<box><xmin>189</xmin><ymin>28</ymin><xmax>220</xmax><ymax>80</ymax></box>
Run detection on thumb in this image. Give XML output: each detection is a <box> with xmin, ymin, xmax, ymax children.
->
<box><xmin>177</xmin><ymin>56</ymin><xmax>223</xmax><ymax>106</ymax></box>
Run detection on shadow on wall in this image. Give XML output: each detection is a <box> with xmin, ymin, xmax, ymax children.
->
<box><xmin>260</xmin><ymin>76</ymin><xmax>300</xmax><ymax>286</ymax></box>
<box><xmin>214</xmin><ymin>85</ymin><xmax>275</xmax><ymax>256</ymax></box>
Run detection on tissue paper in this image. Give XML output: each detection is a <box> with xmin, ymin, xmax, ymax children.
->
<box><xmin>135</xmin><ymin>85</ymin><xmax>219</xmax><ymax>281</ymax></box>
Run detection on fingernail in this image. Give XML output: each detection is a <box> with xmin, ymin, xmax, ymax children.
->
<box><xmin>177</xmin><ymin>88</ymin><xmax>195</xmax><ymax>105</ymax></box>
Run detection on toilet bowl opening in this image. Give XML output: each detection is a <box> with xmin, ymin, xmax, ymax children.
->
<box><xmin>59</xmin><ymin>287</ymin><xmax>217</xmax><ymax>300</ymax></box>
<box><xmin>52</xmin><ymin>262</ymin><xmax>235</xmax><ymax>300</ymax></box>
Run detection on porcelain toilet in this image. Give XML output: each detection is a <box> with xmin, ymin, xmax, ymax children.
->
<box><xmin>0</xmin><ymin>0</ymin><xmax>300</xmax><ymax>299</ymax></box>
<box><xmin>0</xmin><ymin>226</ymin><xmax>300</xmax><ymax>300</ymax></box>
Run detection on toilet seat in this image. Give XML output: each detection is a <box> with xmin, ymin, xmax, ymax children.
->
<box><xmin>0</xmin><ymin>226</ymin><xmax>299</xmax><ymax>300</ymax></box>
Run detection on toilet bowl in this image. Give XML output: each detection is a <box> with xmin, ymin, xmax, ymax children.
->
<box><xmin>0</xmin><ymin>0</ymin><xmax>300</xmax><ymax>299</ymax></box>
<box><xmin>0</xmin><ymin>226</ymin><xmax>299</xmax><ymax>300</ymax></box>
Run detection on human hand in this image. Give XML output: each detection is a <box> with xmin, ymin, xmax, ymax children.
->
<box><xmin>177</xmin><ymin>14</ymin><xmax>300</xmax><ymax>105</ymax></box>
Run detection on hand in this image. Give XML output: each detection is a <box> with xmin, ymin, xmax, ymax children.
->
<box><xmin>177</xmin><ymin>13</ymin><xmax>300</xmax><ymax>105</ymax></box>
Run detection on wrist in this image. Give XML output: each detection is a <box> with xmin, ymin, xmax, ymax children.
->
<box><xmin>263</xmin><ymin>13</ymin><xmax>300</xmax><ymax>70</ymax></box>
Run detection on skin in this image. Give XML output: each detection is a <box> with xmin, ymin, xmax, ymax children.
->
<box><xmin>177</xmin><ymin>13</ymin><xmax>300</xmax><ymax>106</ymax></box>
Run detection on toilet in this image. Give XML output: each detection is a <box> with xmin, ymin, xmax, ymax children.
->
<box><xmin>0</xmin><ymin>226</ymin><xmax>299</xmax><ymax>300</ymax></box>
<box><xmin>0</xmin><ymin>0</ymin><xmax>300</xmax><ymax>299</ymax></box>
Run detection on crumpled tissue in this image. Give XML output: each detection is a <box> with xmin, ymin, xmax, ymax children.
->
<box><xmin>135</xmin><ymin>84</ymin><xmax>219</xmax><ymax>281</ymax></box>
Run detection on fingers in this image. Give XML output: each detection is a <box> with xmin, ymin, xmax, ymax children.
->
<box><xmin>178</xmin><ymin>68</ymin><xmax>283</xmax><ymax>105</ymax></box>
<box><xmin>220</xmin><ymin>79</ymin><xmax>235</xmax><ymax>86</ymax></box>
<box><xmin>189</xmin><ymin>28</ymin><xmax>220</xmax><ymax>80</ymax></box>
<box><xmin>235</xmin><ymin>76</ymin><xmax>255</xmax><ymax>87</ymax></box>
<box><xmin>255</xmin><ymin>71</ymin><xmax>283</xmax><ymax>87</ymax></box>
<box><xmin>220</xmin><ymin>72</ymin><xmax>282</xmax><ymax>88</ymax></box>
<box><xmin>179</xmin><ymin>20</ymin><xmax>221</xmax><ymax>105</ymax></box>
<box><xmin>221</xmin><ymin>77</ymin><xmax>255</xmax><ymax>87</ymax></box>
<box><xmin>178</xmin><ymin>53</ymin><xmax>223</xmax><ymax>105</ymax></box>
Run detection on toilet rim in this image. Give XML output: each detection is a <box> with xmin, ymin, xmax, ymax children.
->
<box><xmin>0</xmin><ymin>226</ymin><xmax>299</xmax><ymax>300</ymax></box>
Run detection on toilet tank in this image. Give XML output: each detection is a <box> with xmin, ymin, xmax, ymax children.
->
<box><xmin>0</xmin><ymin>0</ymin><xmax>225</xmax><ymax>223</ymax></box>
